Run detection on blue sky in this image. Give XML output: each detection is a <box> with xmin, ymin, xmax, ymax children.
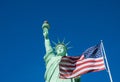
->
<box><xmin>0</xmin><ymin>0</ymin><xmax>120</xmax><ymax>82</ymax></box>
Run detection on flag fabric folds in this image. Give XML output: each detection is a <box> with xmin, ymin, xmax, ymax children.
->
<box><xmin>59</xmin><ymin>43</ymin><xmax>106</xmax><ymax>79</ymax></box>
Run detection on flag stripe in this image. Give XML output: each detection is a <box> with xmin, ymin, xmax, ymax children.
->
<box><xmin>60</xmin><ymin>67</ymin><xmax>105</xmax><ymax>79</ymax></box>
<box><xmin>61</xmin><ymin>56</ymin><xmax>103</xmax><ymax>64</ymax></box>
<box><xmin>60</xmin><ymin>65</ymin><xmax>105</xmax><ymax>78</ymax></box>
<box><xmin>60</xmin><ymin>56</ymin><xmax>103</xmax><ymax>67</ymax></box>
<box><xmin>60</xmin><ymin>57</ymin><xmax>105</xmax><ymax>78</ymax></box>
<box><xmin>59</xmin><ymin>43</ymin><xmax>106</xmax><ymax>79</ymax></box>
<box><xmin>60</xmin><ymin>60</ymin><xmax>104</xmax><ymax>71</ymax></box>
<box><xmin>60</xmin><ymin>57</ymin><xmax>104</xmax><ymax>73</ymax></box>
<box><xmin>60</xmin><ymin>63</ymin><xmax>105</xmax><ymax>74</ymax></box>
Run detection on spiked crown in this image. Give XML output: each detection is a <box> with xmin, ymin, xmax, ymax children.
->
<box><xmin>52</xmin><ymin>39</ymin><xmax>72</xmax><ymax>51</ymax></box>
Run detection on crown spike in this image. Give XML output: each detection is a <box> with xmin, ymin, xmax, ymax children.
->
<box><xmin>52</xmin><ymin>41</ymin><xmax>57</xmax><ymax>46</ymax></box>
<box><xmin>57</xmin><ymin>38</ymin><xmax>60</xmax><ymax>43</ymax></box>
<box><xmin>65</xmin><ymin>41</ymin><xmax>71</xmax><ymax>46</ymax></box>
<box><xmin>67</xmin><ymin>47</ymin><xmax>73</xmax><ymax>50</ymax></box>
<box><xmin>62</xmin><ymin>38</ymin><xmax>65</xmax><ymax>44</ymax></box>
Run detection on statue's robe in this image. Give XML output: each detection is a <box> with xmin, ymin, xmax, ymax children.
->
<box><xmin>44</xmin><ymin>49</ymin><xmax>80</xmax><ymax>82</ymax></box>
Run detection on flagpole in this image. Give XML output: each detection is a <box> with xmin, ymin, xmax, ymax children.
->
<box><xmin>101</xmin><ymin>40</ymin><xmax>113</xmax><ymax>82</ymax></box>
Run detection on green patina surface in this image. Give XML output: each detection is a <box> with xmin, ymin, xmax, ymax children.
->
<box><xmin>42</xmin><ymin>21</ymin><xmax>80</xmax><ymax>82</ymax></box>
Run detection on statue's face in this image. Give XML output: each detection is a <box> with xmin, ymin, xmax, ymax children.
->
<box><xmin>56</xmin><ymin>44</ymin><xmax>67</xmax><ymax>56</ymax></box>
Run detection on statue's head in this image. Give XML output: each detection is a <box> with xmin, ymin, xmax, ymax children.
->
<box><xmin>55</xmin><ymin>43</ymin><xmax>67</xmax><ymax>56</ymax></box>
<box><xmin>53</xmin><ymin>39</ymin><xmax>71</xmax><ymax>56</ymax></box>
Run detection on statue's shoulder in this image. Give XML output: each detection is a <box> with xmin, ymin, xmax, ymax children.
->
<box><xmin>51</xmin><ymin>56</ymin><xmax>62</xmax><ymax>61</ymax></box>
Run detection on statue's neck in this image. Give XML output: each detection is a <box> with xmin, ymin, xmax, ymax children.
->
<box><xmin>56</xmin><ymin>53</ymin><xmax>67</xmax><ymax>56</ymax></box>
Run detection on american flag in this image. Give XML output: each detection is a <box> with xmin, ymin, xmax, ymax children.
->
<box><xmin>59</xmin><ymin>43</ymin><xmax>106</xmax><ymax>79</ymax></box>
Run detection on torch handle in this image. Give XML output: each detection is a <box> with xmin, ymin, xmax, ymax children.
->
<box><xmin>42</xmin><ymin>21</ymin><xmax>50</xmax><ymax>39</ymax></box>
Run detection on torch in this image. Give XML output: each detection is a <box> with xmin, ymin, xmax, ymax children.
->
<box><xmin>42</xmin><ymin>21</ymin><xmax>50</xmax><ymax>39</ymax></box>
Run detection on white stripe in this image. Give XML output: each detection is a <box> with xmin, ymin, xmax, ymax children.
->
<box><xmin>79</xmin><ymin>55</ymin><xmax>84</xmax><ymax>60</ymax></box>
<box><xmin>61</xmin><ymin>56</ymin><xmax>84</xmax><ymax>62</ymax></box>
<box><xmin>60</xmin><ymin>57</ymin><xmax>104</xmax><ymax>66</ymax></box>
<box><xmin>60</xmin><ymin>61</ymin><xmax>104</xmax><ymax>71</ymax></box>
<box><xmin>60</xmin><ymin>65</ymin><xmax>105</xmax><ymax>75</ymax></box>
<box><xmin>62</xmin><ymin>57</ymin><xmax>103</xmax><ymax>63</ymax></box>
<box><xmin>76</xmin><ymin>57</ymin><xmax>103</xmax><ymax>64</ymax></box>
<box><xmin>67</xmin><ymin>65</ymin><xmax>105</xmax><ymax>78</ymax></box>
<box><xmin>60</xmin><ymin>62</ymin><xmax>75</xmax><ymax>66</ymax></box>
<box><xmin>60</xmin><ymin>65</ymin><xmax>105</xmax><ymax>78</ymax></box>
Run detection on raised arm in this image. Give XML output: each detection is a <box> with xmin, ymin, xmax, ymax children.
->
<box><xmin>42</xmin><ymin>21</ymin><xmax>55</xmax><ymax>63</ymax></box>
<box><xmin>42</xmin><ymin>21</ymin><xmax>53</xmax><ymax>52</ymax></box>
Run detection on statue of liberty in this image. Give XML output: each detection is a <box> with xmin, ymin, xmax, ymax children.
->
<box><xmin>42</xmin><ymin>21</ymin><xmax>80</xmax><ymax>82</ymax></box>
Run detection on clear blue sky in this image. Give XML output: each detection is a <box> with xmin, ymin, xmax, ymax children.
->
<box><xmin>0</xmin><ymin>0</ymin><xmax>120</xmax><ymax>82</ymax></box>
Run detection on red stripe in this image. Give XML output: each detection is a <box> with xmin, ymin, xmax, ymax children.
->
<box><xmin>60</xmin><ymin>57</ymin><xmax>103</xmax><ymax>65</ymax></box>
<box><xmin>60</xmin><ymin>63</ymin><xmax>105</xmax><ymax>73</ymax></box>
<box><xmin>60</xmin><ymin>67</ymin><xmax>105</xmax><ymax>79</ymax></box>
<box><xmin>59</xmin><ymin>59</ymin><xmax>105</xmax><ymax>78</ymax></box>
<box><xmin>60</xmin><ymin>58</ymin><xmax>104</xmax><ymax>68</ymax></box>
<box><xmin>60</xmin><ymin>66</ymin><xmax>105</xmax><ymax>78</ymax></box>
<box><xmin>60</xmin><ymin>56</ymin><xmax>105</xmax><ymax>79</ymax></box>
<box><xmin>63</xmin><ymin>56</ymin><xmax>81</xmax><ymax>59</ymax></box>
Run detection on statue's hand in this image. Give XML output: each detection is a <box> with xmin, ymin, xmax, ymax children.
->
<box><xmin>42</xmin><ymin>21</ymin><xmax>50</xmax><ymax>39</ymax></box>
<box><xmin>43</xmin><ymin>28</ymin><xmax>48</xmax><ymax>39</ymax></box>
